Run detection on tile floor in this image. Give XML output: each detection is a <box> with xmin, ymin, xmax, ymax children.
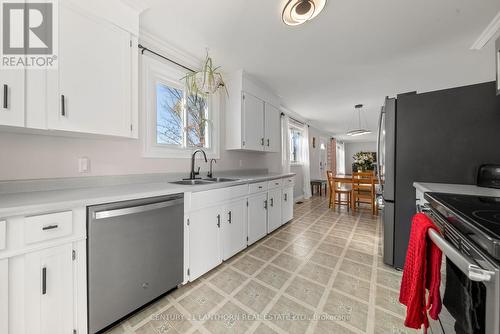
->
<box><xmin>105</xmin><ymin>196</ymin><xmax>419</xmax><ymax>334</ymax></box>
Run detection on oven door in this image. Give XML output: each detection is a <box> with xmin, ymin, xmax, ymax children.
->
<box><xmin>423</xmin><ymin>208</ymin><xmax>499</xmax><ymax>334</ymax></box>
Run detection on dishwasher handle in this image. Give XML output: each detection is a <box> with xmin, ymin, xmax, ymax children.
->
<box><xmin>93</xmin><ymin>198</ymin><xmax>183</xmax><ymax>220</ymax></box>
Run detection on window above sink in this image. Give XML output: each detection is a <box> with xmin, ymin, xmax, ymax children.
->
<box><xmin>142</xmin><ymin>54</ymin><xmax>221</xmax><ymax>159</ymax></box>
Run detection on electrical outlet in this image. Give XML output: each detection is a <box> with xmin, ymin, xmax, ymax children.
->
<box><xmin>78</xmin><ymin>157</ymin><xmax>91</xmax><ymax>173</ymax></box>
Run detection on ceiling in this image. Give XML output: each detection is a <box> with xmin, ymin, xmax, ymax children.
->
<box><xmin>138</xmin><ymin>0</ymin><xmax>500</xmax><ymax>142</ymax></box>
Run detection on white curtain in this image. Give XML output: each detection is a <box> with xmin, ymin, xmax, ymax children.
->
<box><xmin>336</xmin><ymin>141</ymin><xmax>346</xmax><ymax>175</ymax></box>
<box><xmin>281</xmin><ymin>114</ymin><xmax>291</xmax><ymax>174</ymax></box>
<box><xmin>301</xmin><ymin>125</ymin><xmax>312</xmax><ymax>199</ymax></box>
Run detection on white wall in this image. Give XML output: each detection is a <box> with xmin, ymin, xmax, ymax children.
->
<box><xmin>0</xmin><ymin>129</ymin><xmax>283</xmax><ymax>180</ymax></box>
<box><xmin>344</xmin><ymin>141</ymin><xmax>377</xmax><ymax>173</ymax></box>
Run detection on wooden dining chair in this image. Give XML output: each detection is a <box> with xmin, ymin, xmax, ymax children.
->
<box><xmin>352</xmin><ymin>171</ymin><xmax>377</xmax><ymax>215</ymax></box>
<box><xmin>327</xmin><ymin>171</ymin><xmax>352</xmax><ymax>212</ymax></box>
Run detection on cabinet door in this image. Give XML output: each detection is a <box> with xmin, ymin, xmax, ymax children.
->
<box><xmin>267</xmin><ymin>188</ymin><xmax>282</xmax><ymax>233</ymax></box>
<box><xmin>221</xmin><ymin>199</ymin><xmax>247</xmax><ymax>260</ymax></box>
<box><xmin>189</xmin><ymin>206</ymin><xmax>222</xmax><ymax>281</ymax></box>
<box><xmin>0</xmin><ymin>68</ymin><xmax>24</xmax><ymax>127</ymax></box>
<box><xmin>264</xmin><ymin>103</ymin><xmax>281</xmax><ymax>152</ymax></box>
<box><xmin>242</xmin><ymin>92</ymin><xmax>264</xmax><ymax>151</ymax></box>
<box><xmin>24</xmin><ymin>243</ymin><xmax>74</xmax><ymax>334</ymax></box>
<box><xmin>282</xmin><ymin>186</ymin><xmax>294</xmax><ymax>224</ymax></box>
<box><xmin>248</xmin><ymin>193</ymin><xmax>268</xmax><ymax>245</ymax></box>
<box><xmin>48</xmin><ymin>3</ymin><xmax>132</xmax><ymax>137</ymax></box>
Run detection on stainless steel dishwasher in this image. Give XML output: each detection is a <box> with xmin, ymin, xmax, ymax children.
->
<box><xmin>87</xmin><ymin>194</ymin><xmax>184</xmax><ymax>334</ymax></box>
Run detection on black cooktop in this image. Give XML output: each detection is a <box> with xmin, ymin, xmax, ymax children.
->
<box><xmin>425</xmin><ymin>192</ymin><xmax>500</xmax><ymax>260</ymax></box>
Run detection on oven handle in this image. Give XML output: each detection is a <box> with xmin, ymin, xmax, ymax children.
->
<box><xmin>428</xmin><ymin>228</ymin><xmax>495</xmax><ymax>282</ymax></box>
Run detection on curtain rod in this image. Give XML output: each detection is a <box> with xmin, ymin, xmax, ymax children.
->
<box><xmin>281</xmin><ymin>112</ymin><xmax>309</xmax><ymax>127</ymax></box>
<box><xmin>138</xmin><ymin>44</ymin><xmax>195</xmax><ymax>73</ymax></box>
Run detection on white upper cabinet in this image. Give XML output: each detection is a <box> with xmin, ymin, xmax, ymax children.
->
<box><xmin>0</xmin><ymin>68</ymin><xmax>25</xmax><ymax>127</ymax></box>
<box><xmin>225</xmin><ymin>70</ymin><xmax>281</xmax><ymax>152</ymax></box>
<box><xmin>47</xmin><ymin>3</ymin><xmax>135</xmax><ymax>137</ymax></box>
<box><xmin>242</xmin><ymin>93</ymin><xmax>265</xmax><ymax>151</ymax></box>
<box><xmin>264</xmin><ymin>103</ymin><xmax>280</xmax><ymax>152</ymax></box>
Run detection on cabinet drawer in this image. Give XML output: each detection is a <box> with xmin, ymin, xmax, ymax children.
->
<box><xmin>24</xmin><ymin>211</ymin><xmax>73</xmax><ymax>245</ymax></box>
<box><xmin>268</xmin><ymin>179</ymin><xmax>282</xmax><ymax>189</ymax></box>
<box><xmin>283</xmin><ymin>176</ymin><xmax>295</xmax><ymax>186</ymax></box>
<box><xmin>248</xmin><ymin>181</ymin><xmax>268</xmax><ymax>194</ymax></box>
<box><xmin>0</xmin><ymin>221</ymin><xmax>5</xmax><ymax>250</ymax></box>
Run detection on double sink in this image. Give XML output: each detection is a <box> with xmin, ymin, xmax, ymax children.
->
<box><xmin>170</xmin><ymin>177</ymin><xmax>240</xmax><ymax>185</ymax></box>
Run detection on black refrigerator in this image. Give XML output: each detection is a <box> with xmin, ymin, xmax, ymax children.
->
<box><xmin>378</xmin><ymin>81</ymin><xmax>500</xmax><ymax>269</ymax></box>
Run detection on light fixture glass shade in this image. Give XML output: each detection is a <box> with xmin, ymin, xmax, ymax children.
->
<box><xmin>282</xmin><ymin>0</ymin><xmax>327</xmax><ymax>26</ymax></box>
<box><xmin>346</xmin><ymin>104</ymin><xmax>372</xmax><ymax>137</ymax></box>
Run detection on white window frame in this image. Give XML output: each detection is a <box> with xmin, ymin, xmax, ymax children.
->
<box><xmin>289</xmin><ymin>123</ymin><xmax>304</xmax><ymax>166</ymax></box>
<box><xmin>141</xmin><ymin>54</ymin><xmax>220</xmax><ymax>159</ymax></box>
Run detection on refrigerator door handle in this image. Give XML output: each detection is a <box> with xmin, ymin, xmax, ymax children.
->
<box><xmin>376</xmin><ymin>106</ymin><xmax>385</xmax><ymax>188</ymax></box>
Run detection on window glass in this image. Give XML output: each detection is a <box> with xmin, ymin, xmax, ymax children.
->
<box><xmin>156</xmin><ymin>83</ymin><xmax>183</xmax><ymax>146</ymax></box>
<box><xmin>290</xmin><ymin>128</ymin><xmax>302</xmax><ymax>164</ymax></box>
<box><xmin>186</xmin><ymin>94</ymin><xmax>209</xmax><ymax>148</ymax></box>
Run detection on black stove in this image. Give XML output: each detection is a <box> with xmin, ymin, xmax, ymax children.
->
<box><xmin>425</xmin><ymin>192</ymin><xmax>500</xmax><ymax>261</ymax></box>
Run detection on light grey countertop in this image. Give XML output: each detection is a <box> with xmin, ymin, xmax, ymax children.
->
<box><xmin>0</xmin><ymin>171</ymin><xmax>296</xmax><ymax>217</ymax></box>
<box><xmin>413</xmin><ymin>182</ymin><xmax>500</xmax><ymax>197</ymax></box>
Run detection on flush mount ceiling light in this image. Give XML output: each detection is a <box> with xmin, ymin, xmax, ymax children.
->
<box><xmin>346</xmin><ymin>104</ymin><xmax>372</xmax><ymax>137</ymax></box>
<box><xmin>282</xmin><ymin>0</ymin><xmax>327</xmax><ymax>26</ymax></box>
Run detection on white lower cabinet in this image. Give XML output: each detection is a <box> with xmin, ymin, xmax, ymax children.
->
<box><xmin>267</xmin><ymin>188</ymin><xmax>282</xmax><ymax>233</ymax></box>
<box><xmin>282</xmin><ymin>186</ymin><xmax>294</xmax><ymax>224</ymax></box>
<box><xmin>187</xmin><ymin>177</ymin><xmax>294</xmax><ymax>281</ymax></box>
<box><xmin>24</xmin><ymin>244</ymin><xmax>74</xmax><ymax>334</ymax></box>
<box><xmin>221</xmin><ymin>199</ymin><xmax>247</xmax><ymax>260</ymax></box>
<box><xmin>247</xmin><ymin>193</ymin><xmax>268</xmax><ymax>245</ymax></box>
<box><xmin>188</xmin><ymin>206</ymin><xmax>222</xmax><ymax>281</ymax></box>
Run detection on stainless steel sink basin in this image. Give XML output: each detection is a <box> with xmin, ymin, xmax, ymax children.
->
<box><xmin>203</xmin><ymin>177</ymin><xmax>240</xmax><ymax>183</ymax></box>
<box><xmin>169</xmin><ymin>179</ymin><xmax>214</xmax><ymax>185</ymax></box>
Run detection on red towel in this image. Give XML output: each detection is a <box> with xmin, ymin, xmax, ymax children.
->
<box><xmin>399</xmin><ymin>213</ymin><xmax>443</xmax><ymax>332</ymax></box>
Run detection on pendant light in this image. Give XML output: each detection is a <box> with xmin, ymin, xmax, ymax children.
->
<box><xmin>282</xmin><ymin>0</ymin><xmax>327</xmax><ymax>26</ymax></box>
<box><xmin>346</xmin><ymin>104</ymin><xmax>372</xmax><ymax>137</ymax></box>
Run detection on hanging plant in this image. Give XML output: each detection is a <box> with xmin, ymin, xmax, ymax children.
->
<box><xmin>182</xmin><ymin>52</ymin><xmax>227</xmax><ymax>97</ymax></box>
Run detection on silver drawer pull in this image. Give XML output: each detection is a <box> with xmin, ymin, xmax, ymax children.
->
<box><xmin>42</xmin><ymin>224</ymin><xmax>59</xmax><ymax>231</ymax></box>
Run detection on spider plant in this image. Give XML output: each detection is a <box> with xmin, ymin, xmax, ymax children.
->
<box><xmin>182</xmin><ymin>52</ymin><xmax>228</xmax><ymax>97</ymax></box>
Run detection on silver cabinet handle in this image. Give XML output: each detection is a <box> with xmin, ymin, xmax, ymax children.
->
<box><xmin>284</xmin><ymin>193</ymin><xmax>288</xmax><ymax>201</ymax></box>
<box><xmin>3</xmin><ymin>84</ymin><xmax>7</xmax><ymax>109</ymax></box>
<box><xmin>270</xmin><ymin>198</ymin><xmax>274</xmax><ymax>207</ymax></box>
<box><xmin>42</xmin><ymin>224</ymin><xmax>58</xmax><ymax>231</ymax></box>
<box><xmin>267</xmin><ymin>139</ymin><xmax>270</xmax><ymax>147</ymax></box>
<box><xmin>261</xmin><ymin>138</ymin><xmax>264</xmax><ymax>146</ymax></box>
<box><xmin>428</xmin><ymin>228</ymin><xmax>495</xmax><ymax>282</ymax></box>
<box><xmin>376</xmin><ymin>106</ymin><xmax>385</xmax><ymax>186</ymax></box>
<box><xmin>217</xmin><ymin>214</ymin><xmax>221</xmax><ymax>228</ymax></box>
<box><xmin>228</xmin><ymin>211</ymin><xmax>232</xmax><ymax>224</ymax></box>
<box><xmin>93</xmin><ymin>198</ymin><xmax>183</xmax><ymax>220</ymax></box>
<box><xmin>264</xmin><ymin>200</ymin><xmax>268</xmax><ymax>210</ymax></box>
<box><xmin>42</xmin><ymin>267</ymin><xmax>47</xmax><ymax>295</ymax></box>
